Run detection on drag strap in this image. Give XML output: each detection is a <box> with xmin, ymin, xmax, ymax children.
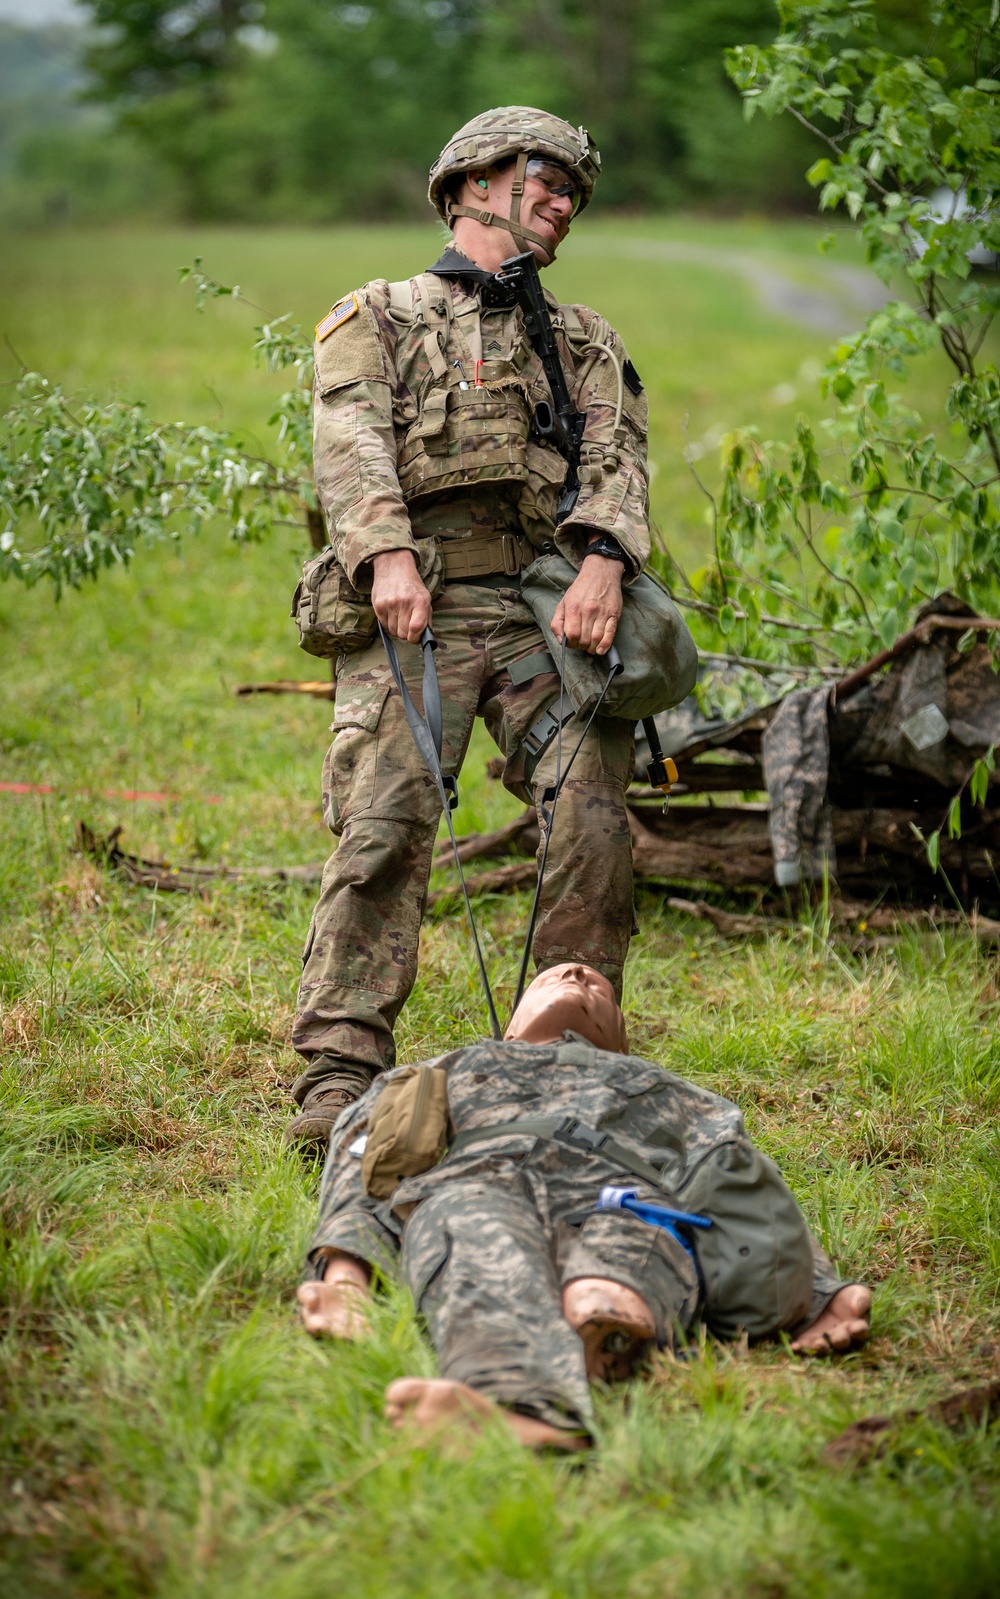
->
<box><xmin>511</xmin><ymin>640</ymin><xmax>624</xmax><ymax>1014</ymax></box>
<box><xmin>378</xmin><ymin>621</ymin><xmax>456</xmax><ymax>813</ymax></box>
<box><xmin>448</xmin><ymin>1114</ymin><xmax>673</xmax><ymax>1193</ymax></box>
<box><xmin>378</xmin><ymin>622</ymin><xmax>502</xmax><ymax>1039</ymax></box>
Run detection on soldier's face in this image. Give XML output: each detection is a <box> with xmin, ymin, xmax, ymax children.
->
<box><xmin>506</xmin><ymin>962</ymin><xmax>627</xmax><ymax>1052</ymax></box>
<box><xmin>466</xmin><ymin>162</ymin><xmax>577</xmax><ymax>264</ymax></box>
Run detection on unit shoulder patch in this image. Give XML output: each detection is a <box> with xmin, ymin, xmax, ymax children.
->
<box><xmin>622</xmin><ymin>358</ymin><xmax>643</xmax><ymax>396</ymax></box>
<box><xmin>316</xmin><ymin>294</ymin><xmax>360</xmax><ymax>342</ymax></box>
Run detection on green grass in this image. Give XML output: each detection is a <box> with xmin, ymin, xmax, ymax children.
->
<box><xmin>1</xmin><ymin>220</ymin><xmax>999</xmax><ymax>1597</ymax></box>
<box><xmin>0</xmin><ymin>217</ymin><xmax>961</xmax><ymax>578</ymax></box>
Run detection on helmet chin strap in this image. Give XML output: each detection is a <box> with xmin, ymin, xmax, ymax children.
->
<box><xmin>447</xmin><ymin>151</ymin><xmax>563</xmax><ymax>263</ymax></box>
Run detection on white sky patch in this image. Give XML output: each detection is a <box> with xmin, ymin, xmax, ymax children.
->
<box><xmin>0</xmin><ymin>0</ymin><xmax>85</xmax><ymax>21</ymax></box>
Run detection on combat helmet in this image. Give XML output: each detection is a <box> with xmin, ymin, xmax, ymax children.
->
<box><xmin>428</xmin><ymin>106</ymin><xmax>600</xmax><ymax>258</ymax></box>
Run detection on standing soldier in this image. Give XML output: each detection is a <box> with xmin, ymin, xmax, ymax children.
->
<box><xmin>287</xmin><ymin>107</ymin><xmax>655</xmax><ymax>1148</ymax></box>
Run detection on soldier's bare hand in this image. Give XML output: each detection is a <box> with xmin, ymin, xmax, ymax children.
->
<box><xmin>371</xmin><ymin>548</ymin><xmax>433</xmax><ymax>643</ymax></box>
<box><xmin>552</xmin><ymin>554</ymin><xmax>624</xmax><ymax>655</ymax></box>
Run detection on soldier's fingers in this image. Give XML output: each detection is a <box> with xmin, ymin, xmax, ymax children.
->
<box><xmin>575</xmin><ymin>603</ymin><xmax>605</xmax><ymax>653</ymax></box>
<box><xmin>592</xmin><ymin>612</ymin><xmax>620</xmax><ymax>656</ymax></box>
<box><xmin>406</xmin><ymin>591</ymin><xmax>432</xmax><ymax>642</ymax></box>
<box><xmin>563</xmin><ymin>614</ymin><xmax>585</xmax><ymax>649</ymax></box>
<box><xmin>395</xmin><ymin>599</ymin><xmax>420</xmax><ymax>644</ymax></box>
<box><xmin>551</xmin><ymin>600</ymin><xmax>567</xmax><ymax>643</ymax></box>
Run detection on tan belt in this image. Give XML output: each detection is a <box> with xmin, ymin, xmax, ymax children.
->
<box><xmin>437</xmin><ymin>532</ymin><xmax>529</xmax><ymax>582</ymax></box>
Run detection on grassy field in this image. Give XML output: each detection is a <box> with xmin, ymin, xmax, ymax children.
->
<box><xmin>2</xmin><ymin>220</ymin><xmax>999</xmax><ymax>1597</ymax></box>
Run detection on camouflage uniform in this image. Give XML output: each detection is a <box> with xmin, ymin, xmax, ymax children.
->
<box><xmin>293</xmin><ymin>225</ymin><xmax>650</xmax><ymax>1104</ymax></box>
<box><xmin>306</xmin><ymin>1036</ymin><xmax>847</xmax><ymax>1438</ymax></box>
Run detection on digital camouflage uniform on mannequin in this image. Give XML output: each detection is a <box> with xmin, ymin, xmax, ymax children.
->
<box><xmin>289</xmin><ymin>110</ymin><xmax>658</xmax><ymax>1140</ymax></box>
<box><xmin>304</xmin><ymin>1036</ymin><xmax>848</xmax><ymax>1440</ymax></box>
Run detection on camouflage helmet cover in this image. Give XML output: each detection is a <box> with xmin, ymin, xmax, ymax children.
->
<box><xmin>428</xmin><ymin>106</ymin><xmax>601</xmax><ymax>224</ymax></box>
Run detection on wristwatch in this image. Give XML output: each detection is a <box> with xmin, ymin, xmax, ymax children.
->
<box><xmin>586</xmin><ymin>534</ymin><xmax>629</xmax><ymax>567</ymax></box>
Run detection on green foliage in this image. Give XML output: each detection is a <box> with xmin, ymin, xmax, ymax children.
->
<box><xmin>687</xmin><ymin>0</ymin><xmax>1000</xmax><ymax>674</ymax></box>
<box><xmin>0</xmin><ymin>372</ymin><xmax>293</xmax><ymax>595</ymax></box>
<box><xmin>84</xmin><ymin>0</ymin><xmax>262</xmax><ymax>101</ymax></box>
<box><xmin>0</xmin><ymin>261</ymin><xmax>312</xmax><ymax>596</ymax></box>
<box><xmin>63</xmin><ymin>0</ymin><xmax>826</xmax><ymax>220</ymax></box>
<box><xmin>1</xmin><ymin>237</ymin><xmax>999</xmax><ymax>1588</ymax></box>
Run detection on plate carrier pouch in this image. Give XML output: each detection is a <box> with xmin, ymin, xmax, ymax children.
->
<box><xmin>361</xmin><ymin>1064</ymin><xmax>451</xmax><ymax>1200</ymax></box>
<box><xmin>519</xmin><ymin>551</ymin><xmax>698</xmax><ymax>721</ymax></box>
<box><xmin>292</xmin><ymin>536</ymin><xmax>444</xmax><ymax>659</ymax></box>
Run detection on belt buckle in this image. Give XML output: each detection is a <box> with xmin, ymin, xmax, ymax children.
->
<box><xmin>554</xmin><ymin>1118</ymin><xmax>608</xmax><ymax>1152</ymax></box>
<box><xmin>501</xmin><ymin>534</ymin><xmax>522</xmax><ymax>577</ymax></box>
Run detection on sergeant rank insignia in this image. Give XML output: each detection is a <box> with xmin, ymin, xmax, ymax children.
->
<box><xmin>316</xmin><ymin>294</ymin><xmax>359</xmax><ymax>341</ymax></box>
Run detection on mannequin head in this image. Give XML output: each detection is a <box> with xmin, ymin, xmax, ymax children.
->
<box><xmin>506</xmin><ymin>963</ymin><xmax>627</xmax><ymax>1053</ymax></box>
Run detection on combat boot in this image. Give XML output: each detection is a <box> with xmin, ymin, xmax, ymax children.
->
<box><xmin>284</xmin><ymin>1059</ymin><xmax>375</xmax><ymax>1151</ymax></box>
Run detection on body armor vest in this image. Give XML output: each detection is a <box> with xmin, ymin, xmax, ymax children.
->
<box><xmin>386</xmin><ymin>273</ymin><xmax>588</xmax><ymax>544</ymax></box>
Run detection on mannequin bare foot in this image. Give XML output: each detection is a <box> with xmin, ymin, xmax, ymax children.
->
<box><xmin>563</xmin><ymin>1277</ymin><xmax>656</xmax><ymax>1381</ymax></box>
<box><xmin>384</xmin><ymin>1378</ymin><xmax>589</xmax><ymax>1452</ymax></box>
<box><xmin>297</xmin><ymin>1251</ymin><xmax>372</xmax><ymax>1339</ymax></box>
<box><xmin>791</xmin><ymin>1284</ymin><xmax>872</xmax><ymax>1355</ymax></box>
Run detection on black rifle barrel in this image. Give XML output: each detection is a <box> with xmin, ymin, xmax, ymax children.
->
<box><xmin>496</xmin><ymin>250</ymin><xmax>585</xmax><ymax>521</ymax></box>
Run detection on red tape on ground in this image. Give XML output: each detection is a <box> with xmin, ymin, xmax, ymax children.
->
<box><xmin>0</xmin><ymin>782</ymin><xmax>222</xmax><ymax>804</ymax></box>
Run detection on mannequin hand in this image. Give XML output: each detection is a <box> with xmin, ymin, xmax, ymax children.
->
<box><xmin>551</xmin><ymin>553</ymin><xmax>624</xmax><ymax>656</ymax></box>
<box><xmin>371</xmin><ymin>549</ymin><xmax>433</xmax><ymax>643</ymax></box>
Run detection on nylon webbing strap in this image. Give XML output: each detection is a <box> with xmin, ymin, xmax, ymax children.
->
<box><xmin>448</xmin><ymin>1115</ymin><xmax>673</xmax><ymax>1193</ymax></box>
<box><xmin>507</xmin><ymin>649</ymin><xmax>556</xmax><ymax>686</ymax></box>
<box><xmin>512</xmin><ymin>639</ymin><xmax>625</xmax><ymax>1012</ymax></box>
<box><xmin>378</xmin><ymin>622</ymin><xmax>502</xmax><ymax>1039</ymax></box>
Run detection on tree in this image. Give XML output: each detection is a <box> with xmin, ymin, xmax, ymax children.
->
<box><xmin>71</xmin><ymin>0</ymin><xmax>826</xmax><ymax>218</ymax></box>
<box><xmin>668</xmin><ymin>0</ymin><xmax>999</xmax><ymax>677</ymax></box>
<box><xmin>84</xmin><ymin>0</ymin><xmax>260</xmax><ymax>101</ymax></box>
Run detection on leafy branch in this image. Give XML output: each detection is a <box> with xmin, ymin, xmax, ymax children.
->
<box><xmin>661</xmin><ymin>0</ymin><xmax>1000</xmax><ymax>678</ymax></box>
<box><xmin>0</xmin><ymin>261</ymin><xmax>316</xmax><ymax>596</ymax></box>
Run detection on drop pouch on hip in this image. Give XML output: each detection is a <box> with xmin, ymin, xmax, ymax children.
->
<box><xmin>361</xmin><ymin>1064</ymin><xmax>451</xmax><ymax>1200</ymax></box>
<box><xmin>676</xmin><ymin>1139</ymin><xmax>814</xmax><ymax>1342</ymax></box>
<box><xmin>292</xmin><ymin>539</ymin><xmax>444</xmax><ymax>658</ymax></box>
<box><xmin>519</xmin><ymin>552</ymin><xmax>698</xmax><ymax>720</ymax></box>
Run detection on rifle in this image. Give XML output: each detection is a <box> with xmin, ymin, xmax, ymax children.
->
<box><xmin>495</xmin><ymin>250</ymin><xmax>585</xmax><ymax>522</ymax></box>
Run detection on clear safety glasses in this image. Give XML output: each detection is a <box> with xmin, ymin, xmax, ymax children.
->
<box><xmin>524</xmin><ymin>157</ymin><xmax>584</xmax><ymax>215</ymax></box>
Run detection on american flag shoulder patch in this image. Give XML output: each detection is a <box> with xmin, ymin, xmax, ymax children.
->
<box><xmin>316</xmin><ymin>294</ymin><xmax>360</xmax><ymax>341</ymax></box>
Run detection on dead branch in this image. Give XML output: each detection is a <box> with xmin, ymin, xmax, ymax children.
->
<box><xmin>76</xmin><ymin>822</ymin><xmax>323</xmax><ymax>893</ymax></box>
<box><xmin>666</xmin><ymin>897</ymin><xmax>775</xmax><ymax>936</ymax></box>
<box><xmin>833</xmin><ymin>613</ymin><xmax>1000</xmax><ymax>705</ymax></box>
<box><xmin>234</xmin><ymin>680</ymin><xmax>334</xmax><ymax>700</ymax></box>
<box><xmin>433</xmin><ymin>807</ymin><xmax>538</xmax><ymax>869</ymax></box>
<box><xmin>426</xmin><ymin>860</ymin><xmax>537</xmax><ymax>908</ymax></box>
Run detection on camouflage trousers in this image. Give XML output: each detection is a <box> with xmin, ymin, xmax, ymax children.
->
<box><xmin>292</xmin><ymin>583</ymin><xmax>635</xmax><ymax>1098</ymax></box>
<box><xmin>400</xmin><ymin>1162</ymin><xmax>699</xmax><ymax>1437</ymax></box>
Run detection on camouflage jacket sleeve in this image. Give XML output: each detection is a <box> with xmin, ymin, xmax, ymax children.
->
<box><xmin>312</xmin><ymin>281</ymin><xmax>418</xmax><ymax>587</ymax></box>
<box><xmin>305</xmin><ymin>1076</ymin><xmax>403</xmax><ymax>1277</ymax></box>
<box><xmin>556</xmin><ymin>304</ymin><xmax>650</xmax><ymax>578</ymax></box>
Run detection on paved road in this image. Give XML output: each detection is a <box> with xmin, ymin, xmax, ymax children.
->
<box><xmin>573</xmin><ymin>237</ymin><xmax>889</xmax><ymax>334</ymax></box>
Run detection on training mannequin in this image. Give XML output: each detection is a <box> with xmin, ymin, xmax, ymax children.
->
<box><xmin>299</xmin><ymin>964</ymin><xmax>871</xmax><ymax>1450</ymax></box>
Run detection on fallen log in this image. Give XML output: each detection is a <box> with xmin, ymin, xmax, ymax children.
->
<box><xmin>666</xmin><ymin>893</ymin><xmax>1000</xmax><ymax>942</ymax></box>
<box><xmin>629</xmin><ymin>805</ymin><xmax>776</xmax><ymax>886</ymax></box>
